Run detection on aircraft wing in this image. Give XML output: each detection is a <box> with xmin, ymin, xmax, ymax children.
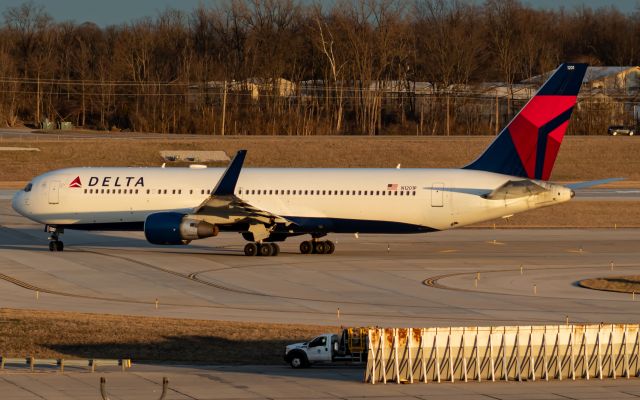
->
<box><xmin>193</xmin><ymin>150</ymin><xmax>294</xmax><ymax>225</ymax></box>
<box><xmin>484</xmin><ymin>179</ymin><xmax>548</xmax><ymax>200</ymax></box>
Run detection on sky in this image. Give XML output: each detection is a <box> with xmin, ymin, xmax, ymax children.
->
<box><xmin>0</xmin><ymin>0</ymin><xmax>637</xmax><ymax>27</ymax></box>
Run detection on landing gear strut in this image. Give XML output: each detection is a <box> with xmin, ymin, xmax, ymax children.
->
<box><xmin>244</xmin><ymin>242</ymin><xmax>280</xmax><ymax>257</ymax></box>
<box><xmin>300</xmin><ymin>240</ymin><xmax>334</xmax><ymax>255</ymax></box>
<box><xmin>46</xmin><ymin>225</ymin><xmax>64</xmax><ymax>252</ymax></box>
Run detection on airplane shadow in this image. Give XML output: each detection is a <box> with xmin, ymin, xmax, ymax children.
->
<box><xmin>45</xmin><ymin>335</ymin><xmax>363</xmax><ymax>381</ymax></box>
<box><xmin>0</xmin><ymin>225</ymin><xmax>253</xmax><ymax>256</ymax></box>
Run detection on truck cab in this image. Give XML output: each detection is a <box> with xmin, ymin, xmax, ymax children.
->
<box><xmin>284</xmin><ymin>328</ymin><xmax>368</xmax><ymax>368</ymax></box>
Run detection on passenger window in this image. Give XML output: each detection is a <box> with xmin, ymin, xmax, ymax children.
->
<box><xmin>309</xmin><ymin>336</ymin><xmax>327</xmax><ymax>348</ymax></box>
<box><xmin>269</xmin><ymin>190</ymin><xmax>273</xmax><ymax>195</ymax></box>
<box><xmin>135</xmin><ymin>189</ymin><xmax>138</xmax><ymax>194</ymax></box>
<box><xmin>322</xmin><ymin>190</ymin><xmax>326</xmax><ymax>195</ymax></box>
<box><xmin>293</xmin><ymin>190</ymin><xmax>296</xmax><ymax>195</ymax></box>
<box><xmin>328</xmin><ymin>190</ymin><xmax>332</xmax><ymax>195</ymax></box>
<box><xmin>287</xmin><ymin>190</ymin><xmax>290</xmax><ymax>195</ymax></box>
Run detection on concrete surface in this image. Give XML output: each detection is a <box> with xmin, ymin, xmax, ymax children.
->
<box><xmin>2</xmin><ymin>195</ymin><xmax>640</xmax><ymax>399</ymax></box>
<box><xmin>2</xmin><ymin>364</ymin><xmax>640</xmax><ymax>400</ymax></box>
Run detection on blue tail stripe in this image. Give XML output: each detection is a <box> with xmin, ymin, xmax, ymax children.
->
<box><xmin>465</xmin><ymin>131</ymin><xmax>527</xmax><ymax>177</ymax></box>
<box><xmin>537</xmin><ymin>64</ymin><xmax>588</xmax><ymax>96</ymax></box>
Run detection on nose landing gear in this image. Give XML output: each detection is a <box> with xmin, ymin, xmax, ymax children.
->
<box><xmin>46</xmin><ymin>225</ymin><xmax>64</xmax><ymax>252</ymax></box>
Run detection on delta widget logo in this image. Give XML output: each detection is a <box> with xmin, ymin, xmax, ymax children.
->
<box><xmin>69</xmin><ymin>176</ymin><xmax>82</xmax><ymax>188</ymax></box>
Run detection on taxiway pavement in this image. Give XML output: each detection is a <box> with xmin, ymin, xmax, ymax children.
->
<box><xmin>2</xmin><ymin>196</ymin><xmax>640</xmax><ymax>399</ymax></box>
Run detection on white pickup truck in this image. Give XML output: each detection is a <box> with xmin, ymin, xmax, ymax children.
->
<box><xmin>284</xmin><ymin>329</ymin><xmax>367</xmax><ymax>368</ymax></box>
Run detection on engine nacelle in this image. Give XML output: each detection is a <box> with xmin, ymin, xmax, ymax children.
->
<box><xmin>144</xmin><ymin>212</ymin><xmax>219</xmax><ymax>245</ymax></box>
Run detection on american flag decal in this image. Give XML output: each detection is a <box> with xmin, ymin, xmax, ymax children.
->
<box><xmin>387</xmin><ymin>183</ymin><xmax>398</xmax><ymax>191</ymax></box>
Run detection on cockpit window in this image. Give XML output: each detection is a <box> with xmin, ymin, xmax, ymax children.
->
<box><xmin>24</xmin><ymin>183</ymin><xmax>33</xmax><ymax>192</ymax></box>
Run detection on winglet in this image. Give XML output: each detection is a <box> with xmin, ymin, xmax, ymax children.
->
<box><xmin>211</xmin><ymin>150</ymin><xmax>247</xmax><ymax>196</ymax></box>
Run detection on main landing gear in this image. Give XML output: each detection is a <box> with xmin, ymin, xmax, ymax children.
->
<box><xmin>46</xmin><ymin>225</ymin><xmax>64</xmax><ymax>252</ymax></box>
<box><xmin>299</xmin><ymin>240</ymin><xmax>335</xmax><ymax>255</ymax></box>
<box><xmin>244</xmin><ymin>242</ymin><xmax>280</xmax><ymax>257</ymax></box>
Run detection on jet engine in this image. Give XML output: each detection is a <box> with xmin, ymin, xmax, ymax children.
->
<box><xmin>144</xmin><ymin>212</ymin><xmax>219</xmax><ymax>245</ymax></box>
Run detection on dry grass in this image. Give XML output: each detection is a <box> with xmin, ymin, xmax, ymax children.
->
<box><xmin>472</xmin><ymin>201</ymin><xmax>640</xmax><ymax>228</ymax></box>
<box><xmin>0</xmin><ymin>136</ymin><xmax>639</xmax><ymax>182</ymax></box>
<box><xmin>0</xmin><ymin>308</ymin><xmax>336</xmax><ymax>364</ymax></box>
<box><xmin>578</xmin><ymin>276</ymin><xmax>640</xmax><ymax>293</ymax></box>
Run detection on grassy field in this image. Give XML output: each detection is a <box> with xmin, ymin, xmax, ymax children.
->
<box><xmin>578</xmin><ymin>276</ymin><xmax>640</xmax><ymax>294</ymax></box>
<box><xmin>0</xmin><ymin>308</ymin><xmax>335</xmax><ymax>363</ymax></box>
<box><xmin>1</xmin><ymin>135</ymin><xmax>639</xmax><ymax>183</ymax></box>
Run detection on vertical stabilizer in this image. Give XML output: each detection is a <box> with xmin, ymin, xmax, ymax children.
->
<box><xmin>464</xmin><ymin>63</ymin><xmax>588</xmax><ymax>180</ymax></box>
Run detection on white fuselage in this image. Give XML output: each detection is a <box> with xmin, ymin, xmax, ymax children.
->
<box><xmin>11</xmin><ymin>166</ymin><xmax>573</xmax><ymax>234</ymax></box>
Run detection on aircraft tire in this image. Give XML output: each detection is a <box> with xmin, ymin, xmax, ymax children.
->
<box><xmin>56</xmin><ymin>241</ymin><xmax>64</xmax><ymax>251</ymax></box>
<box><xmin>325</xmin><ymin>240</ymin><xmax>335</xmax><ymax>254</ymax></box>
<box><xmin>49</xmin><ymin>242</ymin><xmax>56</xmax><ymax>252</ymax></box>
<box><xmin>244</xmin><ymin>242</ymin><xmax>258</xmax><ymax>256</ymax></box>
<box><xmin>258</xmin><ymin>243</ymin><xmax>273</xmax><ymax>256</ymax></box>
<box><xmin>270</xmin><ymin>243</ymin><xmax>280</xmax><ymax>256</ymax></box>
<box><xmin>314</xmin><ymin>241</ymin><xmax>326</xmax><ymax>254</ymax></box>
<box><xmin>300</xmin><ymin>241</ymin><xmax>312</xmax><ymax>254</ymax></box>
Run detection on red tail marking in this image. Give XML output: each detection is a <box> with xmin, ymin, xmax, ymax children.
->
<box><xmin>508</xmin><ymin>115</ymin><xmax>538</xmax><ymax>178</ymax></box>
<box><xmin>508</xmin><ymin>95</ymin><xmax>578</xmax><ymax>179</ymax></box>
<box><xmin>518</xmin><ymin>95</ymin><xmax>577</xmax><ymax>127</ymax></box>
<box><xmin>541</xmin><ymin>120</ymin><xmax>570</xmax><ymax>180</ymax></box>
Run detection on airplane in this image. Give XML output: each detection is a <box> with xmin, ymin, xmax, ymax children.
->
<box><xmin>12</xmin><ymin>63</ymin><xmax>607</xmax><ymax>256</ymax></box>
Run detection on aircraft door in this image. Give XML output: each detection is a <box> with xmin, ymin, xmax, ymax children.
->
<box><xmin>48</xmin><ymin>181</ymin><xmax>60</xmax><ymax>204</ymax></box>
<box><xmin>306</xmin><ymin>335</ymin><xmax>331</xmax><ymax>362</ymax></box>
<box><xmin>431</xmin><ymin>183</ymin><xmax>444</xmax><ymax>207</ymax></box>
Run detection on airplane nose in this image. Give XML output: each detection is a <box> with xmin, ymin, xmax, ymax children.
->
<box><xmin>11</xmin><ymin>191</ymin><xmax>25</xmax><ymax>216</ymax></box>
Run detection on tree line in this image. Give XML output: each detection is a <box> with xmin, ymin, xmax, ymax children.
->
<box><xmin>0</xmin><ymin>0</ymin><xmax>638</xmax><ymax>136</ymax></box>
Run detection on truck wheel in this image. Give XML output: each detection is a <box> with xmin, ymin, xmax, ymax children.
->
<box><xmin>289</xmin><ymin>353</ymin><xmax>308</xmax><ymax>369</ymax></box>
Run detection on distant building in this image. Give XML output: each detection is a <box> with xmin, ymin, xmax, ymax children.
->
<box><xmin>524</xmin><ymin>66</ymin><xmax>640</xmax><ymax>95</ymax></box>
<box><xmin>189</xmin><ymin>77</ymin><xmax>296</xmax><ymax>102</ymax></box>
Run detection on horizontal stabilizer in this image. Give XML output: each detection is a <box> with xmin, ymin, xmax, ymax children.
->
<box><xmin>565</xmin><ymin>178</ymin><xmax>624</xmax><ymax>190</ymax></box>
<box><xmin>485</xmin><ymin>180</ymin><xmax>547</xmax><ymax>200</ymax></box>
